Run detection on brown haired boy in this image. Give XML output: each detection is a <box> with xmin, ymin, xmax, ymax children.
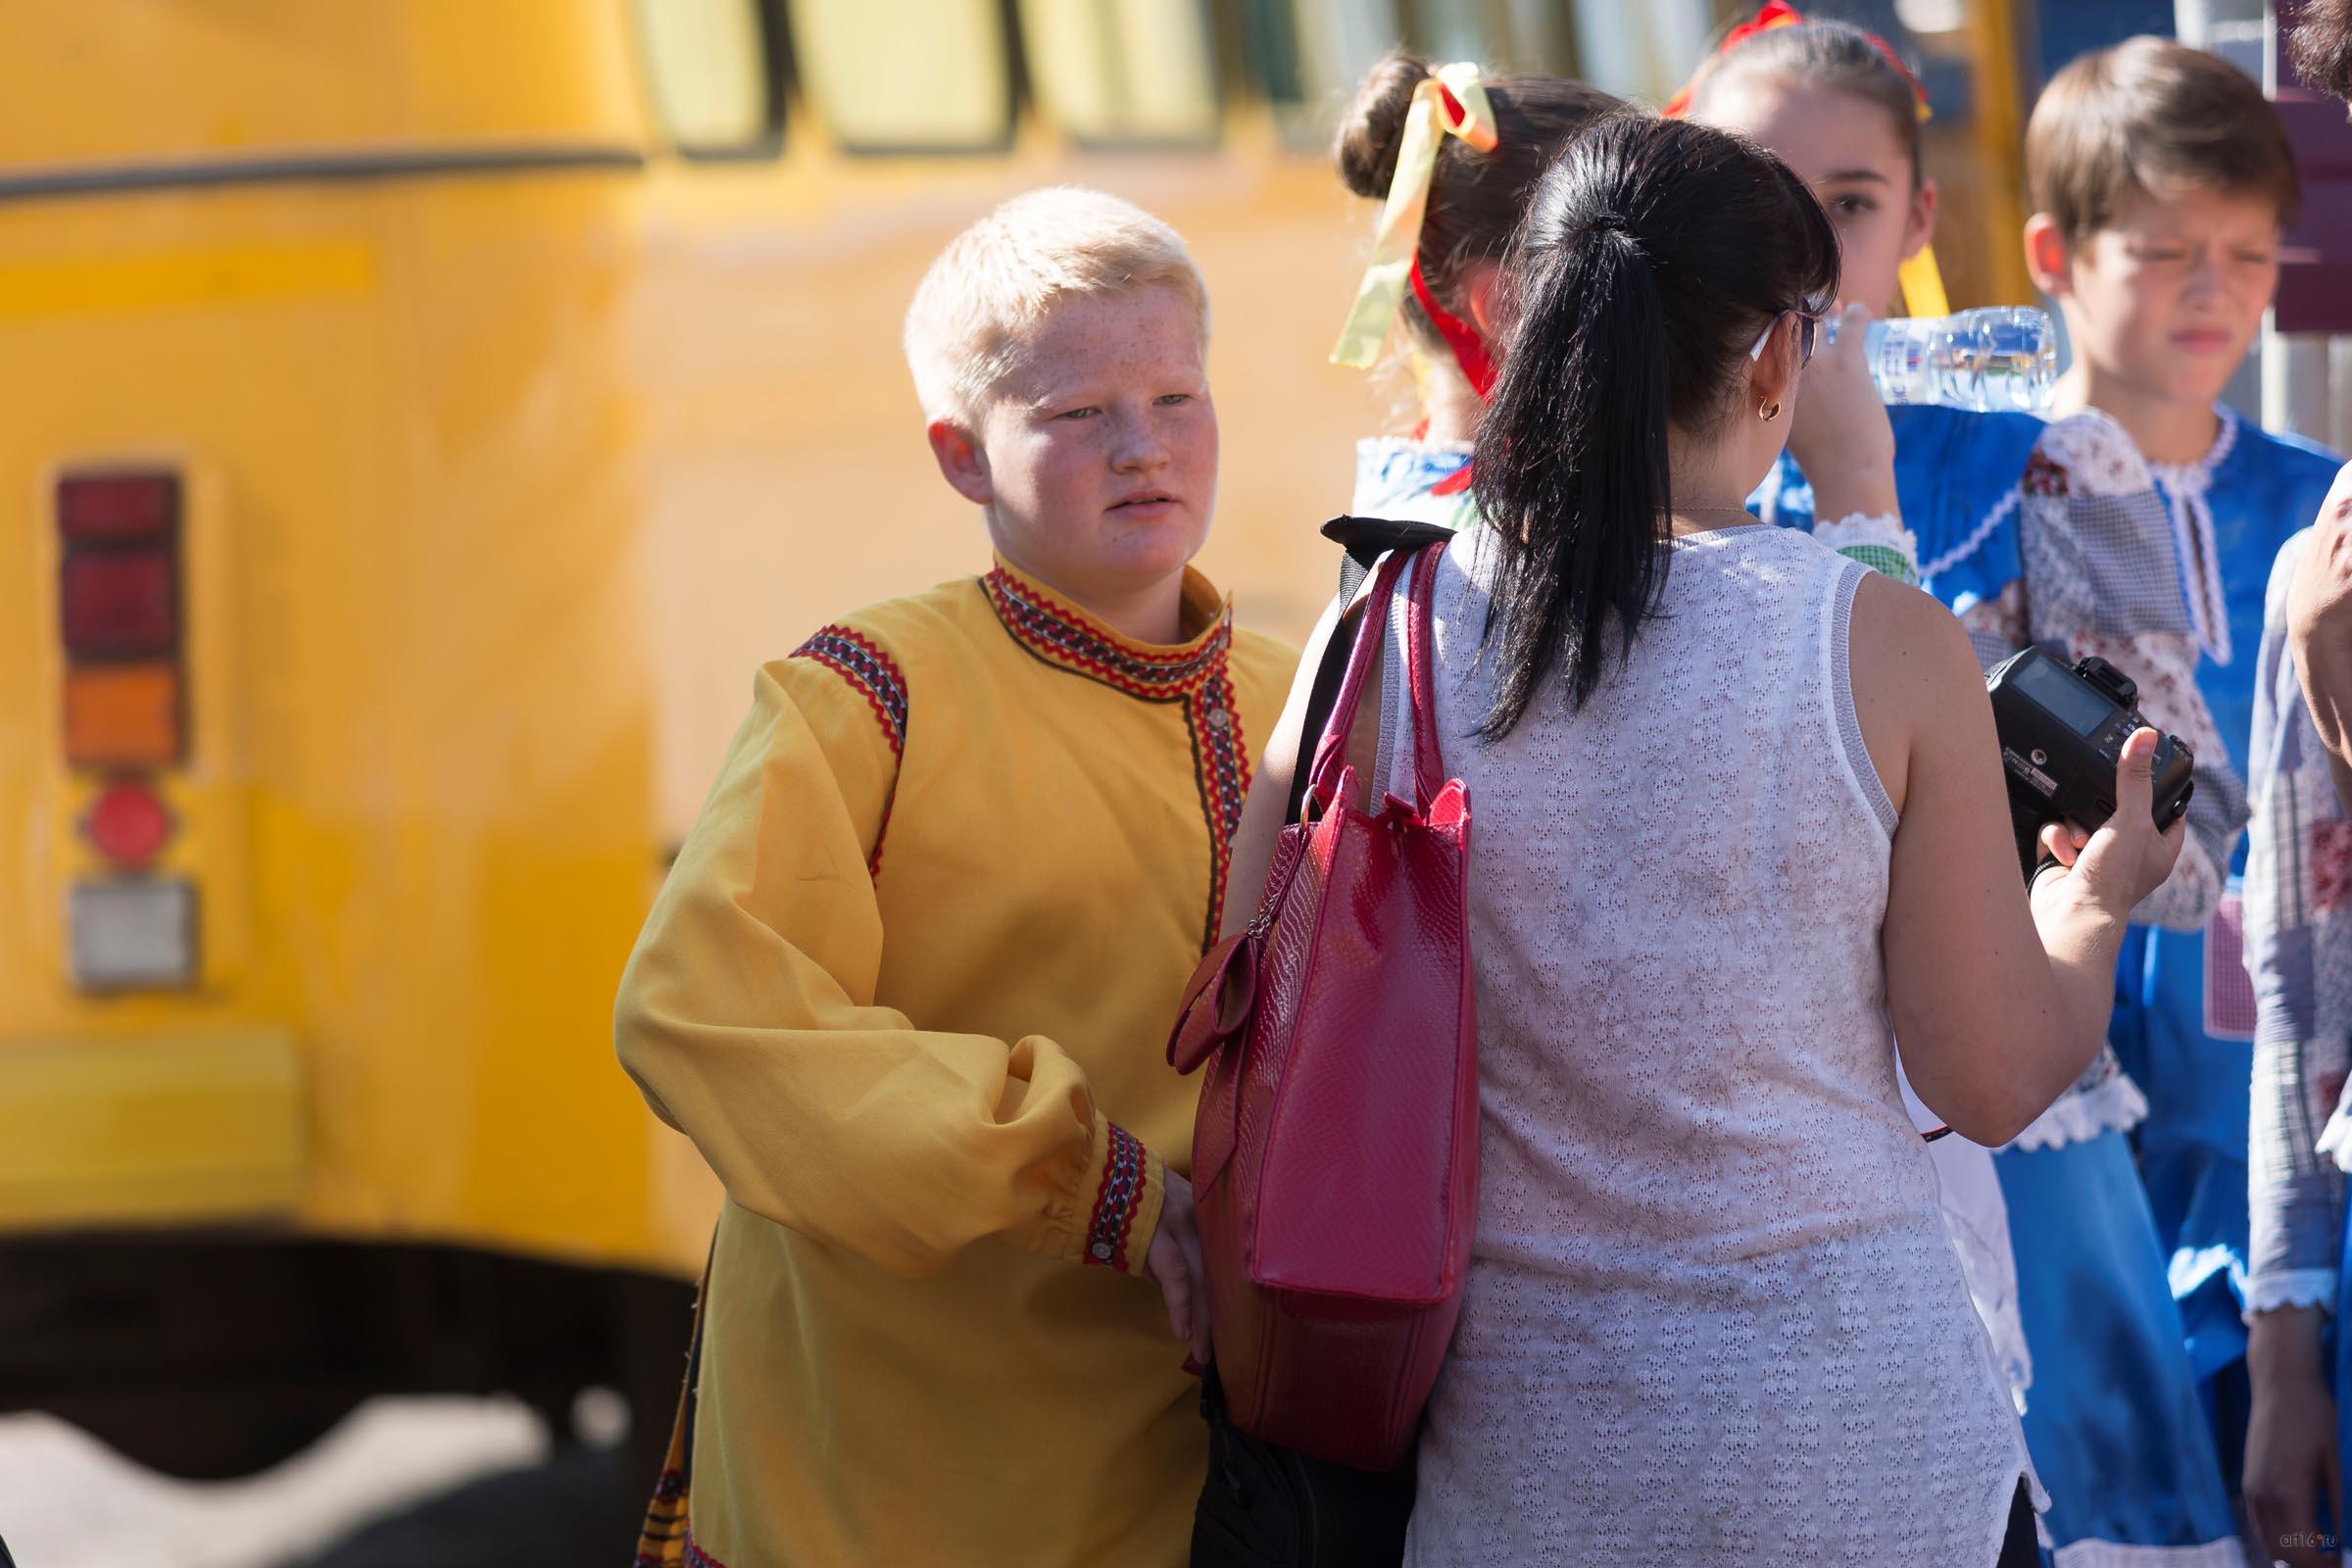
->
<box><xmin>2023</xmin><ymin>36</ymin><xmax>2345</xmax><ymax>1562</ymax></box>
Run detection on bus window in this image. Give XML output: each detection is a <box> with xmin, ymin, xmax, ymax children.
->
<box><xmin>791</xmin><ymin>0</ymin><xmax>1013</xmax><ymax>152</ymax></box>
<box><xmin>1018</xmin><ymin>0</ymin><xmax>1220</xmax><ymax>147</ymax></box>
<box><xmin>633</xmin><ymin>0</ymin><xmax>786</xmax><ymax>158</ymax></box>
<box><xmin>1248</xmin><ymin>0</ymin><xmax>1584</xmax><ymax>144</ymax></box>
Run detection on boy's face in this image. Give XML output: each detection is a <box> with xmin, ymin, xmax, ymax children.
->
<box><xmin>951</xmin><ymin>286</ymin><xmax>1215</xmax><ymax>617</ymax></box>
<box><xmin>2049</xmin><ymin>185</ymin><xmax>2282</xmax><ymax>410</ymax></box>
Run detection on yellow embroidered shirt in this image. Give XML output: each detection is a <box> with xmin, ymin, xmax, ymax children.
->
<box><xmin>616</xmin><ymin>558</ymin><xmax>1295</xmax><ymax>1568</ymax></box>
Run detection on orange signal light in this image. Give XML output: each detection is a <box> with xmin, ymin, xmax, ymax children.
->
<box><xmin>63</xmin><ymin>662</ymin><xmax>182</xmax><ymax>768</ymax></box>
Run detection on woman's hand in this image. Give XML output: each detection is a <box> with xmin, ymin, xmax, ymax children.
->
<box><xmin>2031</xmin><ymin>727</ymin><xmax>2186</xmax><ymax>916</ymax></box>
<box><xmin>1786</xmin><ymin>303</ymin><xmax>1897</xmax><ymax>522</ymax></box>
<box><xmin>1145</xmin><ymin>1168</ymin><xmax>1213</xmax><ymax>1366</ymax></box>
<box><xmin>2245</xmin><ymin>1306</ymin><xmax>2341</xmax><ymax>1568</ymax></box>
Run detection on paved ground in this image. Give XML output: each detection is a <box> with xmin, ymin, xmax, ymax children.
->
<box><xmin>0</xmin><ymin>1397</ymin><xmax>645</xmax><ymax>1568</ymax></box>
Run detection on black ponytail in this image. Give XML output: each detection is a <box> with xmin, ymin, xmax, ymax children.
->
<box><xmin>1469</xmin><ymin>114</ymin><xmax>1838</xmax><ymax>738</ymax></box>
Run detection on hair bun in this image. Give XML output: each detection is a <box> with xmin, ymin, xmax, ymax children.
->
<box><xmin>1336</xmin><ymin>50</ymin><xmax>1433</xmax><ymax>198</ymax></box>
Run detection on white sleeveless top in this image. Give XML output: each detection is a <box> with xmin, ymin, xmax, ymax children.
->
<box><xmin>1402</xmin><ymin>524</ymin><xmax>2038</xmax><ymax>1565</ymax></box>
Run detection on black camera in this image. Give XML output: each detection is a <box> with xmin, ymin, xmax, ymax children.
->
<box><xmin>1984</xmin><ymin>647</ymin><xmax>2194</xmax><ymax>881</ymax></box>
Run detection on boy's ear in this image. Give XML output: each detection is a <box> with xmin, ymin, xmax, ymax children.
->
<box><xmin>1901</xmin><ymin>177</ymin><xmax>1939</xmax><ymax>264</ymax></box>
<box><xmin>926</xmin><ymin>418</ymin><xmax>993</xmax><ymax>506</ymax></box>
<box><xmin>2023</xmin><ymin>214</ymin><xmax>2073</xmax><ymax>297</ymax></box>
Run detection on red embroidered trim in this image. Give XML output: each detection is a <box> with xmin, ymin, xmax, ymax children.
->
<box><xmin>1187</xmin><ymin>670</ymin><xmax>1253</xmax><ymax>950</ymax></box>
<box><xmin>792</xmin><ymin>625</ymin><xmax>907</xmax><ymax>876</ymax></box>
<box><xmin>1083</xmin><ymin>1120</ymin><xmax>1148</xmax><ymax>1271</ymax></box>
<box><xmin>982</xmin><ymin>568</ymin><xmax>1229</xmax><ymax>698</ymax></box>
<box><xmin>981</xmin><ymin>567</ymin><xmax>1249</xmax><ymax>954</ymax></box>
<box><xmin>682</xmin><ymin>1531</ymin><xmax>729</xmax><ymax>1568</ymax></box>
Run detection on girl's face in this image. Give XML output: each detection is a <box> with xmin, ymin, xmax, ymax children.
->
<box><xmin>1690</xmin><ymin>72</ymin><xmax>1936</xmax><ymax>316</ymax></box>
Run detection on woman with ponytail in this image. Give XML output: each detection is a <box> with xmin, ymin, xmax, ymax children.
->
<box><xmin>1241</xmin><ymin>109</ymin><xmax>2181</xmax><ymax>1563</ymax></box>
<box><xmin>1686</xmin><ymin>19</ymin><xmax>2249</xmax><ymax>1563</ymax></box>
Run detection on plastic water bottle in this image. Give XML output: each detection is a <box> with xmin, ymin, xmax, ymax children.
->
<box><xmin>1825</xmin><ymin>307</ymin><xmax>2058</xmax><ymax>413</ymax></box>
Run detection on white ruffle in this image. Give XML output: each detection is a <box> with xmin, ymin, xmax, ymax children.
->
<box><xmin>2007</xmin><ymin>1071</ymin><xmax>2150</xmax><ymax>1152</ymax></box>
<box><xmin>2049</xmin><ymin>1538</ymin><xmax>2252</xmax><ymax>1567</ymax></box>
<box><xmin>2316</xmin><ymin>1099</ymin><xmax>2352</xmax><ymax>1171</ymax></box>
<box><xmin>2244</xmin><ymin>1268</ymin><xmax>2337</xmax><ymax>1315</ymax></box>
<box><xmin>1812</xmin><ymin>511</ymin><xmax>1919</xmax><ymax>577</ymax></box>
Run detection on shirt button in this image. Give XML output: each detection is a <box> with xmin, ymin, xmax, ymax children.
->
<box><xmin>1206</xmin><ymin>707</ymin><xmax>1231</xmax><ymax>730</ymax></box>
<box><xmin>1091</xmin><ymin>1241</ymin><xmax>1114</xmax><ymax>1261</ymax></box>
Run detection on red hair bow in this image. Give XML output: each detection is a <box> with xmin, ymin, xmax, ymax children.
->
<box><xmin>1661</xmin><ymin>1</ymin><xmax>1931</xmax><ymax>122</ymax></box>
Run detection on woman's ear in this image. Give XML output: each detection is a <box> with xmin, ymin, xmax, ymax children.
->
<box><xmin>926</xmin><ymin>418</ymin><xmax>994</xmax><ymax>506</ymax></box>
<box><xmin>2023</xmin><ymin>215</ymin><xmax>2073</xmax><ymax>298</ymax></box>
<box><xmin>1902</xmin><ymin>177</ymin><xmax>1939</xmax><ymax>263</ymax></box>
<box><xmin>1748</xmin><ymin>314</ymin><xmax>1799</xmax><ymax>416</ymax></box>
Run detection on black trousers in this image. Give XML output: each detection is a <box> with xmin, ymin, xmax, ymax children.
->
<box><xmin>1995</xmin><ymin>1483</ymin><xmax>2042</xmax><ymax>1568</ymax></box>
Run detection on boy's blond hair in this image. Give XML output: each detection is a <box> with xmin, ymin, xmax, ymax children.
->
<box><xmin>903</xmin><ymin>186</ymin><xmax>1209</xmax><ymax>425</ymax></box>
<box><xmin>2027</xmin><ymin>36</ymin><xmax>2300</xmax><ymax>246</ymax></box>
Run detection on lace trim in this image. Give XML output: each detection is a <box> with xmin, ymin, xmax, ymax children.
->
<box><xmin>1814</xmin><ymin>511</ymin><xmax>1920</xmax><ymax>585</ymax></box>
<box><xmin>2147</xmin><ymin>406</ymin><xmax>2237</xmax><ymax>666</ymax></box>
<box><xmin>2006</xmin><ymin>1070</ymin><xmax>2149</xmax><ymax>1152</ymax></box>
<box><xmin>2244</xmin><ymin>1268</ymin><xmax>2337</xmax><ymax>1316</ymax></box>
<box><xmin>2049</xmin><ymin>1539</ymin><xmax>2255</xmax><ymax>1567</ymax></box>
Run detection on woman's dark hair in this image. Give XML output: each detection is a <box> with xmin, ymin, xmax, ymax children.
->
<box><xmin>1685</xmin><ymin>20</ymin><xmax>1926</xmax><ymax>188</ymax></box>
<box><xmin>1469</xmin><ymin>113</ymin><xmax>1838</xmax><ymax>736</ymax></box>
<box><xmin>1336</xmin><ymin>52</ymin><xmax>1622</xmax><ymax>353</ymax></box>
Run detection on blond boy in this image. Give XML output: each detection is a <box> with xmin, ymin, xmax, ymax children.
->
<box><xmin>616</xmin><ymin>187</ymin><xmax>1295</xmax><ymax>1568</ymax></box>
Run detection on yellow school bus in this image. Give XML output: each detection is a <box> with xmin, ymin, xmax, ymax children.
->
<box><xmin>0</xmin><ymin>0</ymin><xmax>2033</xmax><ymax>1478</ymax></box>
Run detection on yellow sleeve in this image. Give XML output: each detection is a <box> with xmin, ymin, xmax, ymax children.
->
<box><xmin>614</xmin><ymin>649</ymin><xmax>1164</xmax><ymax>1279</ymax></box>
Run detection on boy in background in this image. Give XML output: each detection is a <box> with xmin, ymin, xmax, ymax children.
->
<box><xmin>2024</xmin><ymin>34</ymin><xmax>2340</xmax><ymax>1502</ymax></box>
<box><xmin>615</xmin><ymin>186</ymin><xmax>1295</xmax><ymax>1568</ymax></box>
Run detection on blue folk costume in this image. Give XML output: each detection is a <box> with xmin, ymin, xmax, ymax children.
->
<box><xmin>2112</xmin><ymin>406</ymin><xmax>2340</xmax><ymax>1471</ymax></box>
<box><xmin>1756</xmin><ymin>403</ymin><xmax>2249</xmax><ymax>1567</ymax></box>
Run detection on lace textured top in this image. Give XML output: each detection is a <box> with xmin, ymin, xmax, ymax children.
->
<box><xmin>1403</xmin><ymin>524</ymin><xmax>2036</xmax><ymax>1565</ymax></box>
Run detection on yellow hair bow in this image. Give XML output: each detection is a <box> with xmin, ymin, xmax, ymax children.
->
<box><xmin>1329</xmin><ymin>62</ymin><xmax>1498</xmax><ymax>370</ymax></box>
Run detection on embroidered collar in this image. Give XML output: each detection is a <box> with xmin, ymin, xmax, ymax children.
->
<box><xmin>2146</xmin><ymin>404</ymin><xmax>2240</xmax><ymax>500</ymax></box>
<box><xmin>2146</xmin><ymin>405</ymin><xmax>2238</xmax><ymax>666</ymax></box>
<box><xmin>981</xmin><ymin>557</ymin><xmax>1233</xmax><ymax>699</ymax></box>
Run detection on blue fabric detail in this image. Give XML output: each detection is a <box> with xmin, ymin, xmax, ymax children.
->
<box><xmin>1995</xmin><ymin>1133</ymin><xmax>2240</xmax><ymax>1555</ymax></box>
<box><xmin>1748</xmin><ymin>405</ymin><xmax>2041</xmax><ymax>616</ymax></box>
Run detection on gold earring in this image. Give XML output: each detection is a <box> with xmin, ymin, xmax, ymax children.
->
<box><xmin>1760</xmin><ymin>399</ymin><xmax>1782</xmax><ymax>421</ymax></box>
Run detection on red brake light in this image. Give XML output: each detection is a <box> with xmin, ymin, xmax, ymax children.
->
<box><xmin>85</xmin><ymin>778</ymin><xmax>173</xmax><ymax>867</ymax></box>
<box><xmin>58</xmin><ymin>473</ymin><xmax>178</xmax><ymax>543</ymax></box>
<box><xmin>61</xmin><ymin>549</ymin><xmax>175</xmax><ymax>657</ymax></box>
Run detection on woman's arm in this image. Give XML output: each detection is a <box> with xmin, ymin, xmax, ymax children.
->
<box><xmin>1855</xmin><ymin>573</ymin><xmax>2183</xmax><ymax>1144</ymax></box>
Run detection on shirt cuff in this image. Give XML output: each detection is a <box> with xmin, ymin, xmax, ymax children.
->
<box><xmin>1814</xmin><ymin>512</ymin><xmax>1919</xmax><ymax>585</ymax></box>
<box><xmin>1071</xmin><ymin>1113</ymin><xmax>1162</xmax><ymax>1276</ymax></box>
<box><xmin>2245</xmin><ymin>1268</ymin><xmax>2338</xmax><ymax>1316</ymax></box>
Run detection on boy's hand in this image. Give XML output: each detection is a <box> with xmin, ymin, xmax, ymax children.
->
<box><xmin>1145</xmin><ymin>1169</ymin><xmax>1213</xmax><ymax>1366</ymax></box>
<box><xmin>2246</xmin><ymin>1306</ymin><xmax>2341</xmax><ymax>1568</ymax></box>
<box><xmin>2287</xmin><ymin>461</ymin><xmax>2352</xmax><ymax>815</ymax></box>
<box><xmin>1787</xmin><ymin>303</ymin><xmax>1898</xmax><ymax>523</ymax></box>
